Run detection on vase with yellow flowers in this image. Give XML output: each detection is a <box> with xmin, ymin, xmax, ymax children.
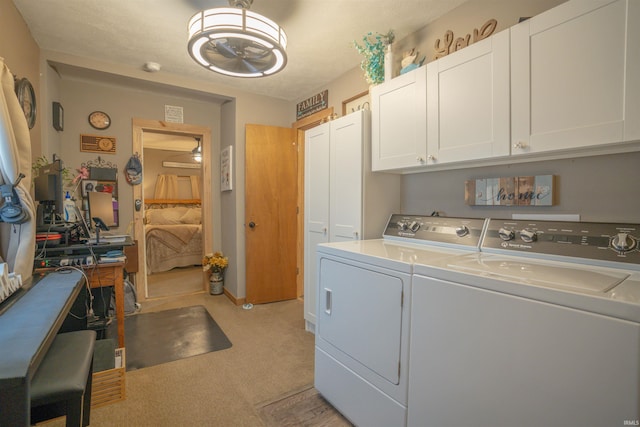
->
<box><xmin>203</xmin><ymin>252</ymin><xmax>228</xmax><ymax>295</ymax></box>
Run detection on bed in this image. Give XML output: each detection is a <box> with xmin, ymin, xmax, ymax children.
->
<box><xmin>144</xmin><ymin>203</ymin><xmax>202</xmax><ymax>274</ymax></box>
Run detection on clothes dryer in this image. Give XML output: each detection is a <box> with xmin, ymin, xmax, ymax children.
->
<box><xmin>314</xmin><ymin>215</ymin><xmax>486</xmax><ymax>427</ymax></box>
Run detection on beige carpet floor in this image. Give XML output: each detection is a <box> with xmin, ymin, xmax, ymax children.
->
<box><xmin>42</xmin><ymin>291</ymin><xmax>317</xmax><ymax>426</ymax></box>
<box><xmin>146</xmin><ymin>266</ymin><xmax>204</xmax><ymax>299</ymax></box>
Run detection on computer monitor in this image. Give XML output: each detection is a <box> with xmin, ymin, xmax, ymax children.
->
<box><xmin>88</xmin><ymin>191</ymin><xmax>115</xmax><ymax>228</ymax></box>
<box><xmin>34</xmin><ymin>159</ymin><xmax>64</xmax><ymax>224</ymax></box>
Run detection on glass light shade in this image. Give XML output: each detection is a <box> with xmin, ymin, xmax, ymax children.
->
<box><xmin>192</xmin><ymin>140</ymin><xmax>202</xmax><ymax>162</ymax></box>
<box><xmin>187</xmin><ymin>7</ymin><xmax>287</xmax><ymax>77</ymax></box>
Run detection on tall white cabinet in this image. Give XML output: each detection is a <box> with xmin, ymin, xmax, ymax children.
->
<box><xmin>304</xmin><ymin>110</ymin><xmax>400</xmax><ymax>331</ymax></box>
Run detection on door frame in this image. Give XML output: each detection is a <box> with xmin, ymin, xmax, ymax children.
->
<box><xmin>132</xmin><ymin>119</ymin><xmax>213</xmax><ymax>301</ymax></box>
<box><xmin>292</xmin><ymin>108</ymin><xmax>334</xmax><ymax>298</ymax></box>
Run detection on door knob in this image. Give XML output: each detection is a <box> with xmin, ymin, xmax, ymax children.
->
<box><xmin>248</xmin><ymin>221</ymin><xmax>257</xmax><ymax>229</ymax></box>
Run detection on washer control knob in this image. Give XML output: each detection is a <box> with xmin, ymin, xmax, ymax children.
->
<box><xmin>520</xmin><ymin>229</ymin><xmax>537</xmax><ymax>243</ymax></box>
<box><xmin>455</xmin><ymin>225</ymin><xmax>470</xmax><ymax>237</ymax></box>
<box><xmin>397</xmin><ymin>221</ymin><xmax>408</xmax><ymax>231</ymax></box>
<box><xmin>498</xmin><ymin>227</ymin><xmax>515</xmax><ymax>241</ymax></box>
<box><xmin>611</xmin><ymin>232</ymin><xmax>637</xmax><ymax>253</ymax></box>
<box><xmin>409</xmin><ymin>221</ymin><xmax>420</xmax><ymax>232</ymax></box>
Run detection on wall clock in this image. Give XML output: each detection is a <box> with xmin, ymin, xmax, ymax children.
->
<box><xmin>88</xmin><ymin>111</ymin><xmax>111</xmax><ymax>130</ymax></box>
<box><xmin>14</xmin><ymin>77</ymin><xmax>36</xmax><ymax>129</ymax></box>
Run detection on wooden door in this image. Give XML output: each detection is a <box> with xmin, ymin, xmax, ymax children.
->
<box><xmin>245</xmin><ymin>124</ymin><xmax>297</xmax><ymax>304</ymax></box>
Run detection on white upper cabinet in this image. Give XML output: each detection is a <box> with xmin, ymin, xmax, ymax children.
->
<box><xmin>511</xmin><ymin>0</ymin><xmax>640</xmax><ymax>155</ymax></box>
<box><xmin>371</xmin><ymin>66</ymin><xmax>427</xmax><ymax>171</ymax></box>
<box><xmin>426</xmin><ymin>30</ymin><xmax>510</xmax><ymax>164</ymax></box>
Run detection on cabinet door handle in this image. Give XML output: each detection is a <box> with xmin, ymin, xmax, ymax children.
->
<box><xmin>512</xmin><ymin>141</ymin><xmax>527</xmax><ymax>149</ymax></box>
<box><xmin>427</xmin><ymin>155</ymin><xmax>436</xmax><ymax>161</ymax></box>
<box><xmin>416</xmin><ymin>156</ymin><xmax>424</xmax><ymax>163</ymax></box>
<box><xmin>324</xmin><ymin>288</ymin><xmax>332</xmax><ymax>315</ymax></box>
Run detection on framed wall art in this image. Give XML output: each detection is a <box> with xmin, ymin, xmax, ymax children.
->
<box><xmin>221</xmin><ymin>146</ymin><xmax>233</xmax><ymax>192</ymax></box>
<box><xmin>342</xmin><ymin>90</ymin><xmax>370</xmax><ymax>116</ymax></box>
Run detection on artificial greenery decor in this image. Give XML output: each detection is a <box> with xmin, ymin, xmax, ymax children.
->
<box><xmin>353</xmin><ymin>30</ymin><xmax>395</xmax><ymax>85</ymax></box>
<box><xmin>31</xmin><ymin>156</ymin><xmax>73</xmax><ymax>185</ymax></box>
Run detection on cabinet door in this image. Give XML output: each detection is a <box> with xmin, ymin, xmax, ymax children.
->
<box><xmin>330</xmin><ymin>111</ymin><xmax>363</xmax><ymax>242</ymax></box>
<box><xmin>427</xmin><ymin>30</ymin><xmax>510</xmax><ymax>164</ymax></box>
<box><xmin>304</xmin><ymin>122</ymin><xmax>330</xmax><ymax>326</ymax></box>
<box><xmin>371</xmin><ymin>66</ymin><xmax>427</xmax><ymax>171</ymax></box>
<box><xmin>511</xmin><ymin>0</ymin><xmax>640</xmax><ymax>154</ymax></box>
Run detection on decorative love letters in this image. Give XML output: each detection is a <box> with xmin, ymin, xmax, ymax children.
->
<box><xmin>434</xmin><ymin>19</ymin><xmax>498</xmax><ymax>59</ymax></box>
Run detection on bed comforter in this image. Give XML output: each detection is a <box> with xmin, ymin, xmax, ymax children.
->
<box><xmin>145</xmin><ymin>224</ymin><xmax>202</xmax><ymax>274</ymax></box>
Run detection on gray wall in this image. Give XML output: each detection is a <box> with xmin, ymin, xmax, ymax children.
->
<box><xmin>56</xmin><ymin>76</ymin><xmax>223</xmax><ymax>241</ymax></box>
<box><xmin>402</xmin><ymin>152</ymin><xmax>640</xmax><ymax>223</ymax></box>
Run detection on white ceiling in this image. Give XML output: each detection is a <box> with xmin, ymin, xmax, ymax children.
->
<box><xmin>12</xmin><ymin>0</ymin><xmax>467</xmax><ymax>101</ymax></box>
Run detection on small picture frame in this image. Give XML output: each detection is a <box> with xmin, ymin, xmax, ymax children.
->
<box><xmin>342</xmin><ymin>90</ymin><xmax>370</xmax><ymax>116</ymax></box>
<box><xmin>82</xmin><ymin>180</ymin><xmax>98</xmax><ymax>198</ymax></box>
<box><xmin>221</xmin><ymin>146</ymin><xmax>233</xmax><ymax>192</ymax></box>
<box><xmin>52</xmin><ymin>101</ymin><xmax>64</xmax><ymax>131</ymax></box>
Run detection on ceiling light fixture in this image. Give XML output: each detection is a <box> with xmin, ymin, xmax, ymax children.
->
<box><xmin>192</xmin><ymin>137</ymin><xmax>202</xmax><ymax>162</ymax></box>
<box><xmin>187</xmin><ymin>0</ymin><xmax>287</xmax><ymax>78</ymax></box>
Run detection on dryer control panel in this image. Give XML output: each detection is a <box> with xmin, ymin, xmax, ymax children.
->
<box><xmin>383</xmin><ymin>215</ymin><xmax>487</xmax><ymax>249</ymax></box>
<box><xmin>483</xmin><ymin>219</ymin><xmax>640</xmax><ymax>266</ymax></box>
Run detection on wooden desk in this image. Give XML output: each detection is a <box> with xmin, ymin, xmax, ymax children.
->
<box><xmin>85</xmin><ymin>262</ymin><xmax>126</xmax><ymax>348</ymax></box>
<box><xmin>35</xmin><ymin>262</ymin><xmax>126</xmax><ymax>348</ymax></box>
<box><xmin>0</xmin><ymin>271</ymin><xmax>84</xmax><ymax>426</ymax></box>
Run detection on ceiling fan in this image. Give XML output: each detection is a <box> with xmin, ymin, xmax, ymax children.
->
<box><xmin>203</xmin><ymin>37</ymin><xmax>277</xmax><ymax>74</ymax></box>
<box><xmin>187</xmin><ymin>0</ymin><xmax>288</xmax><ymax>77</ymax></box>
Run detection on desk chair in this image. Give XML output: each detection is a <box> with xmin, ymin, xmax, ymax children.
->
<box><xmin>30</xmin><ymin>330</ymin><xmax>96</xmax><ymax>427</ymax></box>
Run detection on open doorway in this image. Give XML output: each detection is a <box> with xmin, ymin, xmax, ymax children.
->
<box><xmin>131</xmin><ymin>119</ymin><xmax>213</xmax><ymax>302</ymax></box>
<box><xmin>142</xmin><ymin>133</ymin><xmax>203</xmax><ymax>298</ymax></box>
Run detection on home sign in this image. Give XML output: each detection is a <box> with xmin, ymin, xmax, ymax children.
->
<box><xmin>465</xmin><ymin>175</ymin><xmax>556</xmax><ymax>206</ymax></box>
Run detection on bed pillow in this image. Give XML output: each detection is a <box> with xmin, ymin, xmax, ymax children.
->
<box><xmin>145</xmin><ymin>207</ymin><xmax>189</xmax><ymax>225</ymax></box>
<box><xmin>180</xmin><ymin>207</ymin><xmax>201</xmax><ymax>224</ymax></box>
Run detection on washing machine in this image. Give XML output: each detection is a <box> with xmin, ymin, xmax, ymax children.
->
<box><xmin>408</xmin><ymin>218</ymin><xmax>640</xmax><ymax>427</ymax></box>
<box><xmin>314</xmin><ymin>215</ymin><xmax>487</xmax><ymax>427</ymax></box>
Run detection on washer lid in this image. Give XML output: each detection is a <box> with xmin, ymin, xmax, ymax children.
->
<box><xmin>447</xmin><ymin>256</ymin><xmax>629</xmax><ymax>293</ymax></box>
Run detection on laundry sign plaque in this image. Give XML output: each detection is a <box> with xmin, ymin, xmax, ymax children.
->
<box><xmin>465</xmin><ymin>175</ymin><xmax>556</xmax><ymax>206</ymax></box>
<box><xmin>296</xmin><ymin>90</ymin><xmax>328</xmax><ymax>120</ymax></box>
